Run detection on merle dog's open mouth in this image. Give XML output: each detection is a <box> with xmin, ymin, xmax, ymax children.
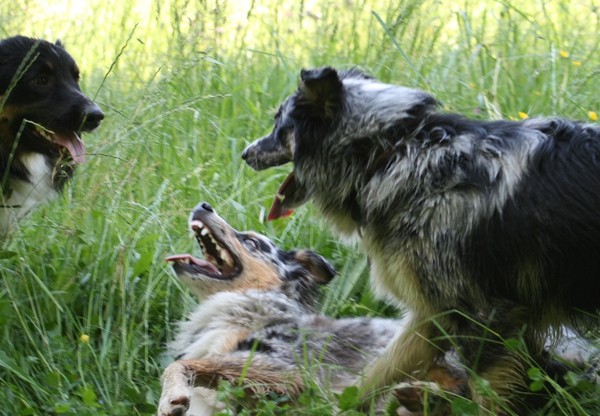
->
<box><xmin>166</xmin><ymin>219</ymin><xmax>241</xmax><ymax>279</ymax></box>
<box><xmin>31</xmin><ymin>121</ymin><xmax>86</xmax><ymax>163</ymax></box>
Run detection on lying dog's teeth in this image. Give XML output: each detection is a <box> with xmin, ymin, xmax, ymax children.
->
<box><xmin>200</xmin><ymin>227</ymin><xmax>210</xmax><ymax>236</ymax></box>
<box><xmin>190</xmin><ymin>220</ymin><xmax>204</xmax><ymax>230</ymax></box>
<box><xmin>221</xmin><ymin>250</ymin><xmax>233</xmax><ymax>266</ymax></box>
<box><xmin>216</xmin><ymin>245</ymin><xmax>227</xmax><ymax>261</ymax></box>
<box><xmin>276</xmin><ymin>193</ymin><xmax>285</xmax><ymax>202</ymax></box>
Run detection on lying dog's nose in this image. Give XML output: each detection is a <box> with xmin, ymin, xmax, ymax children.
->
<box><xmin>241</xmin><ymin>147</ymin><xmax>249</xmax><ymax>160</ymax></box>
<box><xmin>199</xmin><ymin>202</ymin><xmax>214</xmax><ymax>212</ymax></box>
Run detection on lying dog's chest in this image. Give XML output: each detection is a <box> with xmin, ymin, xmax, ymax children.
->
<box><xmin>169</xmin><ymin>291</ymin><xmax>304</xmax><ymax>360</ymax></box>
<box><xmin>0</xmin><ymin>153</ymin><xmax>58</xmax><ymax>233</ymax></box>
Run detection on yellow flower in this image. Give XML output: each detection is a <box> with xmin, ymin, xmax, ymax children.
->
<box><xmin>559</xmin><ymin>50</ymin><xmax>570</xmax><ymax>58</ymax></box>
<box><xmin>79</xmin><ymin>334</ymin><xmax>90</xmax><ymax>344</ymax></box>
<box><xmin>588</xmin><ymin>111</ymin><xmax>598</xmax><ymax>122</ymax></box>
<box><xmin>572</xmin><ymin>60</ymin><xmax>582</xmax><ymax>67</ymax></box>
<box><xmin>518</xmin><ymin>112</ymin><xmax>529</xmax><ymax>119</ymax></box>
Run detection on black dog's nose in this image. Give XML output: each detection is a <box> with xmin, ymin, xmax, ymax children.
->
<box><xmin>199</xmin><ymin>202</ymin><xmax>213</xmax><ymax>212</ymax></box>
<box><xmin>241</xmin><ymin>148</ymin><xmax>249</xmax><ymax>160</ymax></box>
<box><xmin>83</xmin><ymin>104</ymin><xmax>104</xmax><ymax>131</ymax></box>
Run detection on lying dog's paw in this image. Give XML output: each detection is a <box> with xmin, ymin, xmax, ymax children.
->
<box><xmin>157</xmin><ymin>391</ymin><xmax>191</xmax><ymax>416</ymax></box>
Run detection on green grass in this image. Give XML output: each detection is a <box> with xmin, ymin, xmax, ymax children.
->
<box><xmin>0</xmin><ymin>0</ymin><xmax>599</xmax><ymax>414</ymax></box>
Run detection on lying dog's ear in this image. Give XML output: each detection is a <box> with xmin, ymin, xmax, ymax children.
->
<box><xmin>294</xmin><ymin>249</ymin><xmax>336</xmax><ymax>284</ymax></box>
<box><xmin>299</xmin><ymin>67</ymin><xmax>343</xmax><ymax>119</ymax></box>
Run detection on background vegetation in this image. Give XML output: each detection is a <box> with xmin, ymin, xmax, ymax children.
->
<box><xmin>0</xmin><ymin>0</ymin><xmax>599</xmax><ymax>414</ymax></box>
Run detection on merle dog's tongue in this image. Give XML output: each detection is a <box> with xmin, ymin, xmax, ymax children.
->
<box><xmin>268</xmin><ymin>172</ymin><xmax>296</xmax><ymax>221</ymax></box>
<box><xmin>53</xmin><ymin>132</ymin><xmax>85</xmax><ymax>163</ymax></box>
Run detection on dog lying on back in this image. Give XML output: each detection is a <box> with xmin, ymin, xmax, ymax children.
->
<box><xmin>0</xmin><ymin>36</ymin><xmax>103</xmax><ymax>233</ymax></box>
<box><xmin>242</xmin><ymin>67</ymin><xmax>600</xmax><ymax>411</ymax></box>
<box><xmin>158</xmin><ymin>201</ymin><xmax>413</xmax><ymax>415</ymax></box>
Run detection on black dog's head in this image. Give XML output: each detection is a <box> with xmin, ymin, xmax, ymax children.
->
<box><xmin>166</xmin><ymin>201</ymin><xmax>336</xmax><ymax>302</ymax></box>
<box><xmin>242</xmin><ymin>67</ymin><xmax>437</xmax><ymax>221</ymax></box>
<box><xmin>0</xmin><ymin>36</ymin><xmax>104</xmax><ymax>185</ymax></box>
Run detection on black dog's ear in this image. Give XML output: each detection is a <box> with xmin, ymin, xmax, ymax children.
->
<box><xmin>55</xmin><ymin>39</ymin><xmax>65</xmax><ymax>49</ymax></box>
<box><xmin>294</xmin><ymin>249</ymin><xmax>336</xmax><ymax>284</ymax></box>
<box><xmin>299</xmin><ymin>67</ymin><xmax>343</xmax><ymax>119</ymax></box>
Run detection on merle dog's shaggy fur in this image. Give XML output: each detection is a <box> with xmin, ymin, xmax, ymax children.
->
<box><xmin>0</xmin><ymin>36</ymin><xmax>103</xmax><ymax>233</ymax></box>
<box><xmin>242</xmin><ymin>67</ymin><xmax>600</xmax><ymax>411</ymax></box>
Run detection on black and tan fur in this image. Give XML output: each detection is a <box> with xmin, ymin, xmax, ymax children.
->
<box><xmin>242</xmin><ymin>67</ymin><xmax>600</xmax><ymax>411</ymax></box>
<box><xmin>0</xmin><ymin>36</ymin><xmax>103</xmax><ymax>233</ymax></box>
<box><xmin>158</xmin><ymin>202</ymin><xmax>455</xmax><ymax>416</ymax></box>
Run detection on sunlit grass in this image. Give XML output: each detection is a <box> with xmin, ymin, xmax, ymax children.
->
<box><xmin>0</xmin><ymin>0</ymin><xmax>599</xmax><ymax>414</ymax></box>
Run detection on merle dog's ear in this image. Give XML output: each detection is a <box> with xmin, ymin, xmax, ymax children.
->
<box><xmin>299</xmin><ymin>67</ymin><xmax>343</xmax><ymax>118</ymax></box>
<box><xmin>294</xmin><ymin>249</ymin><xmax>336</xmax><ymax>284</ymax></box>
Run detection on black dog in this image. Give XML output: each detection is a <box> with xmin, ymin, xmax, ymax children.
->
<box><xmin>243</xmin><ymin>67</ymin><xmax>600</xmax><ymax>412</ymax></box>
<box><xmin>0</xmin><ymin>36</ymin><xmax>103</xmax><ymax>232</ymax></box>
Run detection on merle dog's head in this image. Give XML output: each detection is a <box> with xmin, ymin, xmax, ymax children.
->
<box><xmin>242</xmin><ymin>67</ymin><xmax>437</xmax><ymax>221</ymax></box>
<box><xmin>166</xmin><ymin>201</ymin><xmax>336</xmax><ymax>301</ymax></box>
<box><xmin>0</xmin><ymin>36</ymin><xmax>104</xmax><ymax>182</ymax></box>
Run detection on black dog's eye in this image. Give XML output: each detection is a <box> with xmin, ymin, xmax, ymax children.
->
<box><xmin>32</xmin><ymin>75</ymin><xmax>49</xmax><ymax>86</ymax></box>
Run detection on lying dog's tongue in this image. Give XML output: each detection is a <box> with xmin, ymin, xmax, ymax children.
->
<box><xmin>54</xmin><ymin>132</ymin><xmax>85</xmax><ymax>163</ymax></box>
<box><xmin>165</xmin><ymin>254</ymin><xmax>220</xmax><ymax>274</ymax></box>
<box><xmin>268</xmin><ymin>172</ymin><xmax>297</xmax><ymax>221</ymax></box>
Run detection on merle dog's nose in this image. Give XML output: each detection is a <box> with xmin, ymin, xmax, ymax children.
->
<box><xmin>241</xmin><ymin>147</ymin><xmax>249</xmax><ymax>160</ymax></box>
<box><xmin>83</xmin><ymin>104</ymin><xmax>104</xmax><ymax>131</ymax></box>
<box><xmin>199</xmin><ymin>202</ymin><xmax>214</xmax><ymax>212</ymax></box>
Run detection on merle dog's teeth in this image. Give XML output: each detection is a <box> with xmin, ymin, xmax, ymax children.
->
<box><xmin>200</xmin><ymin>227</ymin><xmax>209</xmax><ymax>236</ymax></box>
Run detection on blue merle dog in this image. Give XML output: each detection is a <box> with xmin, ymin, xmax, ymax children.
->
<box><xmin>242</xmin><ymin>67</ymin><xmax>600</xmax><ymax>412</ymax></box>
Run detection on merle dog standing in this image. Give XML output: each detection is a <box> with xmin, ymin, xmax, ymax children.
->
<box><xmin>242</xmin><ymin>67</ymin><xmax>600</xmax><ymax>412</ymax></box>
<box><xmin>0</xmin><ymin>36</ymin><xmax>103</xmax><ymax>233</ymax></box>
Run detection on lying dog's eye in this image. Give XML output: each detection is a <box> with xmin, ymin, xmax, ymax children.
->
<box><xmin>244</xmin><ymin>237</ymin><xmax>258</xmax><ymax>250</ymax></box>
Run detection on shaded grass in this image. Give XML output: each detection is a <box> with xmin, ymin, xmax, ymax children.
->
<box><xmin>0</xmin><ymin>0</ymin><xmax>599</xmax><ymax>414</ymax></box>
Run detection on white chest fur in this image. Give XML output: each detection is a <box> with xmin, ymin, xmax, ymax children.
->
<box><xmin>0</xmin><ymin>152</ymin><xmax>58</xmax><ymax>233</ymax></box>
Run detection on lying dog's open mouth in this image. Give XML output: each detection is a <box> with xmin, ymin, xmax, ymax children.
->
<box><xmin>31</xmin><ymin>122</ymin><xmax>86</xmax><ymax>164</ymax></box>
<box><xmin>166</xmin><ymin>219</ymin><xmax>241</xmax><ymax>279</ymax></box>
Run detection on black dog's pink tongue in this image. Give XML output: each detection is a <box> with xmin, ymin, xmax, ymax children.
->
<box><xmin>54</xmin><ymin>132</ymin><xmax>85</xmax><ymax>163</ymax></box>
<box><xmin>268</xmin><ymin>172</ymin><xmax>296</xmax><ymax>221</ymax></box>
